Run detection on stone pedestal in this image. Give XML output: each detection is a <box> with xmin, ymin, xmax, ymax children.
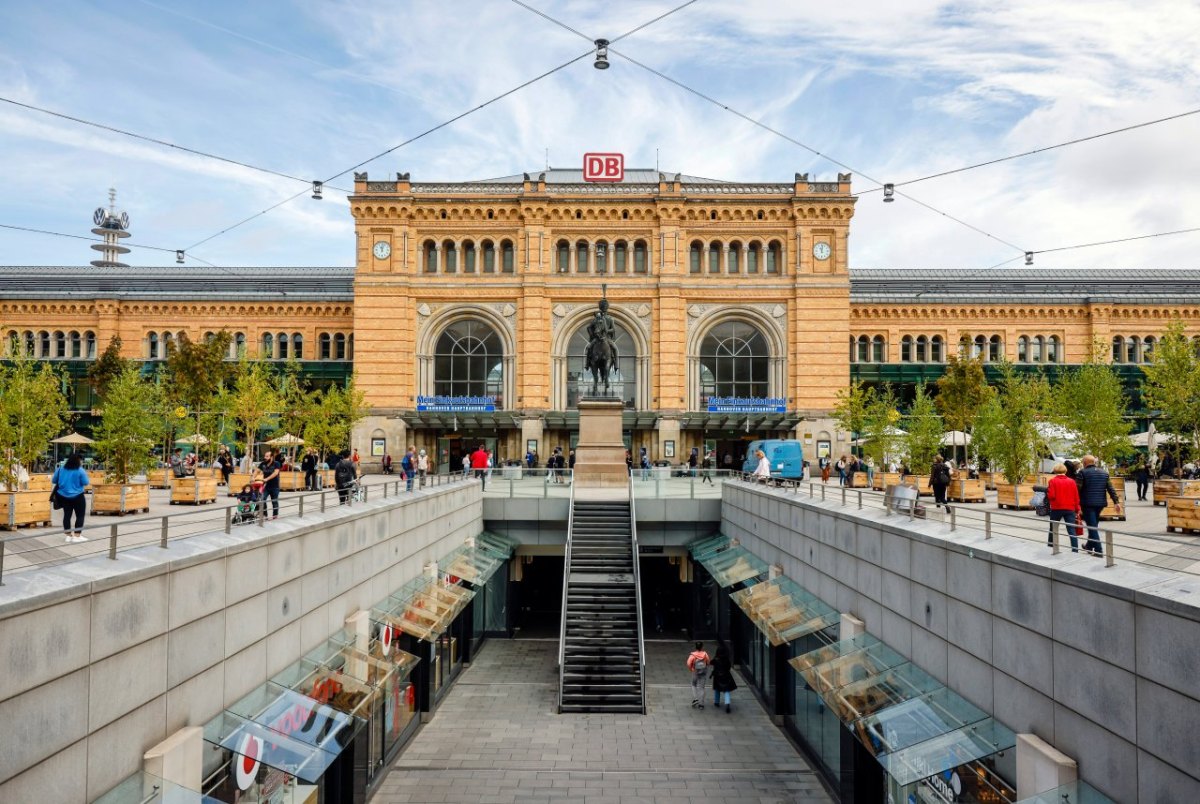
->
<box><xmin>575</xmin><ymin>399</ymin><xmax>628</xmax><ymax>487</ymax></box>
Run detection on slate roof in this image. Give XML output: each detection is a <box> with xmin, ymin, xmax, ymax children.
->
<box><xmin>0</xmin><ymin>266</ymin><xmax>354</xmax><ymax>301</ymax></box>
<box><xmin>849</xmin><ymin>269</ymin><xmax>1200</xmax><ymax>304</ymax></box>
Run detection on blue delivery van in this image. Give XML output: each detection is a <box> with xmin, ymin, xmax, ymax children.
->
<box><xmin>741</xmin><ymin>439</ymin><xmax>805</xmax><ymax>481</ymax></box>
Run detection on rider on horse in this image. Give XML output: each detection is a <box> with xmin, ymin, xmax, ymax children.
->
<box><xmin>585</xmin><ymin>298</ymin><xmax>620</xmax><ymax>377</ymax></box>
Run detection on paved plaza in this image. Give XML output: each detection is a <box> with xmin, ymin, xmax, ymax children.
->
<box><xmin>374</xmin><ymin>639</ymin><xmax>833</xmax><ymax>804</ymax></box>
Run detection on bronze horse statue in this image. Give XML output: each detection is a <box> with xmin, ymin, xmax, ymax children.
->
<box><xmin>586</xmin><ymin>335</ymin><xmax>616</xmax><ymax>396</ymax></box>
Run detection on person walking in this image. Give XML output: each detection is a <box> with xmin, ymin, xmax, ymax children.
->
<box><xmin>417</xmin><ymin>448</ymin><xmax>429</xmax><ymax>487</ymax></box>
<box><xmin>836</xmin><ymin>456</ymin><xmax>847</xmax><ymax>486</ymax></box>
<box><xmin>461</xmin><ymin>452</ymin><xmax>471</xmax><ymax>478</ymax></box>
<box><xmin>333</xmin><ymin>449</ymin><xmax>356</xmax><ymax>505</ymax></box>
<box><xmin>710</xmin><ymin>644</ymin><xmax>738</xmax><ymax>713</ymax></box>
<box><xmin>687</xmin><ymin>641</ymin><xmax>711</xmax><ymax>708</ymax></box>
<box><xmin>930</xmin><ymin>455</ymin><xmax>951</xmax><ymax>508</ymax></box>
<box><xmin>1046</xmin><ymin>463</ymin><xmax>1081</xmax><ymax>553</ymax></box>
<box><xmin>470</xmin><ymin>443</ymin><xmax>490</xmax><ymax>490</ymax></box>
<box><xmin>301</xmin><ymin>448</ymin><xmax>318</xmax><ymax>491</ymax></box>
<box><xmin>688</xmin><ymin>447</ymin><xmax>698</xmax><ymax>478</ymax></box>
<box><xmin>752</xmin><ymin>448</ymin><xmax>771</xmax><ymax>482</ymax></box>
<box><xmin>700</xmin><ymin>449</ymin><xmax>714</xmax><ymax>484</ymax></box>
<box><xmin>53</xmin><ymin>452</ymin><xmax>91</xmax><ymax>543</ymax></box>
<box><xmin>381</xmin><ymin>451</ymin><xmax>393</xmax><ymax>475</ymax></box>
<box><xmin>351</xmin><ymin>448</ymin><xmax>361</xmax><ymax>477</ymax></box>
<box><xmin>1079</xmin><ymin>455</ymin><xmax>1121</xmax><ymax>556</ymax></box>
<box><xmin>402</xmin><ymin>446</ymin><xmax>416</xmax><ymax>492</ymax></box>
<box><xmin>1133</xmin><ymin>456</ymin><xmax>1150</xmax><ymax>502</ymax></box>
<box><xmin>258</xmin><ymin>451</ymin><xmax>283</xmax><ymax>520</ymax></box>
<box><xmin>217</xmin><ymin>446</ymin><xmax>234</xmax><ymax>487</ymax></box>
<box><xmin>820</xmin><ymin>456</ymin><xmax>831</xmax><ymax>484</ymax></box>
<box><xmin>639</xmin><ymin>447</ymin><xmax>650</xmax><ymax>480</ymax></box>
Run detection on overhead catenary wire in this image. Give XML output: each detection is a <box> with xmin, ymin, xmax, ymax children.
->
<box><xmin>0</xmin><ymin>222</ymin><xmax>221</xmax><ymax>267</ymax></box>
<box><xmin>858</xmin><ymin>107</ymin><xmax>1200</xmax><ymax>194</ymax></box>
<box><xmin>0</xmin><ymin>96</ymin><xmax>352</xmax><ymax>194</ymax></box>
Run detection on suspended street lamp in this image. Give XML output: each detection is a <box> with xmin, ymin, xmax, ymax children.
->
<box><xmin>882</xmin><ymin>183</ymin><xmax>895</xmax><ymax>203</ymax></box>
<box><xmin>594</xmin><ymin>39</ymin><xmax>610</xmax><ymax>70</ymax></box>
<box><xmin>1025</xmin><ymin>252</ymin><xmax>1034</xmax><ymax>266</ymax></box>
<box><xmin>175</xmin><ymin>249</ymin><xmax>185</xmax><ymax>264</ymax></box>
<box><xmin>311</xmin><ymin>180</ymin><xmax>324</xmax><ymax>200</ymax></box>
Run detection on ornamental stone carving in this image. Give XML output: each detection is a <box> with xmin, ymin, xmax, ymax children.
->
<box><xmin>416</xmin><ymin>303</ymin><xmax>432</xmax><ymax>317</ymax></box>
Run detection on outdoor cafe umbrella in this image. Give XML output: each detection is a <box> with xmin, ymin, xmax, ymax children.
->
<box><xmin>51</xmin><ymin>431</ymin><xmax>94</xmax><ymax>464</ymax></box>
<box><xmin>175</xmin><ymin>434</ymin><xmax>210</xmax><ymax>445</ymax></box>
<box><xmin>266</xmin><ymin>433</ymin><xmax>305</xmax><ymax>446</ymax></box>
<box><xmin>940</xmin><ymin>430</ymin><xmax>971</xmax><ymax>462</ymax></box>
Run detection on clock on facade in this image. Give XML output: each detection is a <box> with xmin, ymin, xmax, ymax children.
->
<box><xmin>372</xmin><ymin>241</ymin><xmax>392</xmax><ymax>259</ymax></box>
<box><xmin>812</xmin><ymin>242</ymin><xmax>831</xmax><ymax>261</ymax></box>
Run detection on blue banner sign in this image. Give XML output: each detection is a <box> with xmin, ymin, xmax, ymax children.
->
<box><xmin>707</xmin><ymin>396</ymin><xmax>786</xmax><ymax>413</ymax></box>
<box><xmin>416</xmin><ymin>395</ymin><xmax>496</xmax><ymax>412</ymax></box>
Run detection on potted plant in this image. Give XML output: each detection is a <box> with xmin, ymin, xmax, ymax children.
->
<box><xmin>902</xmin><ymin>382</ymin><xmax>943</xmax><ymax>497</ymax></box>
<box><xmin>224</xmin><ymin>358</ymin><xmax>283</xmax><ymax>494</ymax></box>
<box><xmin>0</xmin><ymin>349</ymin><xmax>66</xmax><ymax>529</ymax></box>
<box><xmin>303</xmin><ymin>376</ymin><xmax>367</xmax><ymax>489</ymax></box>
<box><xmin>974</xmin><ymin>364</ymin><xmax>1047</xmax><ymax>510</ymax></box>
<box><xmin>91</xmin><ymin>363</ymin><xmax>160</xmax><ymax>515</ymax></box>
<box><xmin>1142</xmin><ymin>320</ymin><xmax>1200</xmax><ymax>505</ymax></box>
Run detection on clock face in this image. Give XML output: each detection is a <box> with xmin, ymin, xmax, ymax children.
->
<box><xmin>813</xmin><ymin>242</ymin><xmax>831</xmax><ymax>261</ymax></box>
<box><xmin>372</xmin><ymin>241</ymin><xmax>391</xmax><ymax>259</ymax></box>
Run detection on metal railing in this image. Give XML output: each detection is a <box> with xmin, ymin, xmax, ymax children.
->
<box><xmin>727</xmin><ymin>475</ymin><xmax>1200</xmax><ymax>579</ymax></box>
<box><xmin>476</xmin><ymin>467</ymin><xmax>575</xmax><ymax>498</ymax></box>
<box><xmin>0</xmin><ymin>472</ymin><xmax>471</xmax><ymax>585</ymax></box>
<box><xmin>627</xmin><ymin>472</ymin><xmax>647</xmax><ymax>714</ymax></box>
<box><xmin>557</xmin><ymin>474</ymin><xmax>577</xmax><ymax>710</ymax></box>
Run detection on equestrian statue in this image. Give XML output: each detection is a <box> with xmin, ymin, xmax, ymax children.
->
<box><xmin>584</xmin><ymin>290</ymin><xmax>620</xmax><ymax>397</ymax></box>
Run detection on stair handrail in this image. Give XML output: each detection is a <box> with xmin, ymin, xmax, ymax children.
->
<box><xmin>628</xmin><ymin>471</ymin><xmax>647</xmax><ymax>714</ymax></box>
<box><xmin>557</xmin><ymin>472</ymin><xmax>576</xmax><ymax>711</ymax></box>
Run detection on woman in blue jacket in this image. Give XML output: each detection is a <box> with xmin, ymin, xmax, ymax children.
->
<box><xmin>53</xmin><ymin>452</ymin><xmax>91</xmax><ymax>543</ymax></box>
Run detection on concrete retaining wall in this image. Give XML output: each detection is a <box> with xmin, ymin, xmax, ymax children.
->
<box><xmin>482</xmin><ymin>497</ymin><xmax>720</xmax><ymax>545</ymax></box>
<box><xmin>0</xmin><ymin>483</ymin><xmax>481</xmax><ymax>803</ymax></box>
<box><xmin>721</xmin><ymin>482</ymin><xmax>1200</xmax><ymax>804</ymax></box>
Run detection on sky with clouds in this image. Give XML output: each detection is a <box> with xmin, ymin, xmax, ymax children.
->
<box><xmin>0</xmin><ymin>0</ymin><xmax>1198</xmax><ymax>270</ymax></box>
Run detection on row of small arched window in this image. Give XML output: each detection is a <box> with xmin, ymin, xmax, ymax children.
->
<box><xmin>556</xmin><ymin>240</ymin><xmax>649</xmax><ymax>274</ymax></box>
<box><xmin>1111</xmin><ymin>336</ymin><xmax>1157</xmax><ymax>365</ymax></box>
<box><xmin>689</xmin><ymin>240</ymin><xmax>783</xmax><ymax>275</ymax></box>
<box><xmin>5</xmin><ymin>330</ymin><xmax>97</xmax><ymax>359</ymax></box>
<box><xmin>144</xmin><ymin>331</ymin><xmax>353</xmax><ymax>361</ymax></box>
<box><xmin>854</xmin><ymin>334</ymin><xmax>1065</xmax><ymax>364</ymax></box>
<box><xmin>423</xmin><ymin>239</ymin><xmax>516</xmax><ymax>274</ymax></box>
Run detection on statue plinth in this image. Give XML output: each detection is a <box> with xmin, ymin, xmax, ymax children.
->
<box><xmin>574</xmin><ymin>398</ymin><xmax>628</xmax><ymax>487</ymax></box>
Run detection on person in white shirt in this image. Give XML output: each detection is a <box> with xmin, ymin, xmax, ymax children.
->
<box><xmin>753</xmin><ymin>449</ymin><xmax>771</xmax><ymax>482</ymax></box>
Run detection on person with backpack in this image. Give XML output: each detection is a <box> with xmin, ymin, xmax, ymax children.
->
<box><xmin>402</xmin><ymin>446</ymin><xmax>416</xmax><ymax>492</ymax></box>
<box><xmin>709</xmin><ymin>644</ymin><xmax>738</xmax><ymax>713</ymax></box>
<box><xmin>930</xmin><ymin>455</ymin><xmax>952</xmax><ymax>507</ymax></box>
<box><xmin>687</xmin><ymin>641</ymin><xmax>711</xmax><ymax>708</ymax></box>
<box><xmin>333</xmin><ymin>448</ymin><xmax>356</xmax><ymax>505</ymax></box>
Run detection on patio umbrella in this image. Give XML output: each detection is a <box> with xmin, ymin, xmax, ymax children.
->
<box><xmin>52</xmin><ymin>432</ymin><xmax>94</xmax><ymax>445</ymax></box>
<box><xmin>267</xmin><ymin>433</ymin><xmax>305</xmax><ymax>446</ymax></box>
<box><xmin>1131</xmin><ymin>430</ymin><xmax>1181</xmax><ymax>448</ymax></box>
<box><xmin>175</xmin><ymin>433</ymin><xmax>210</xmax><ymax>445</ymax></box>
<box><xmin>939</xmin><ymin>431</ymin><xmax>972</xmax><ymax>446</ymax></box>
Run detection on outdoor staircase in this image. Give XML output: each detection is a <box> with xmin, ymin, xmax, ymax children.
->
<box><xmin>558</xmin><ymin>498</ymin><xmax>645</xmax><ymax>713</ymax></box>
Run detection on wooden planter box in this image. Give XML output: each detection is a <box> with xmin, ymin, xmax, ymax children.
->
<box><xmin>86</xmin><ymin>470</ymin><xmax>107</xmax><ymax>488</ymax></box>
<box><xmin>1100</xmin><ymin>477</ymin><xmax>1126</xmax><ymax>521</ymax></box>
<box><xmin>848</xmin><ymin>471</ymin><xmax>870</xmax><ymax>488</ymax></box>
<box><xmin>91</xmin><ymin>482</ymin><xmax>150</xmax><ymax>516</ymax></box>
<box><xmin>227</xmin><ymin>472</ymin><xmax>254</xmax><ymax>496</ymax></box>
<box><xmin>872</xmin><ymin>472</ymin><xmax>903</xmax><ymax>491</ymax></box>
<box><xmin>1166</xmin><ymin>496</ymin><xmax>1200</xmax><ymax>533</ymax></box>
<box><xmin>978</xmin><ymin>471</ymin><xmax>998</xmax><ymax>490</ymax></box>
<box><xmin>279</xmin><ymin>471</ymin><xmax>306</xmax><ymax>491</ymax></box>
<box><xmin>909</xmin><ymin>475</ymin><xmax>931</xmax><ymax>496</ymax></box>
<box><xmin>947</xmin><ymin>478</ymin><xmax>987</xmax><ymax>502</ymax></box>
<box><xmin>25</xmin><ymin>474</ymin><xmax>53</xmax><ymax>492</ymax></box>
<box><xmin>996</xmin><ymin>483</ymin><xmax>1037</xmax><ymax>510</ymax></box>
<box><xmin>1153</xmin><ymin>479</ymin><xmax>1200</xmax><ymax>506</ymax></box>
<box><xmin>0</xmin><ymin>490</ymin><xmax>52</xmax><ymax>530</ymax></box>
<box><xmin>147</xmin><ymin>469</ymin><xmax>172</xmax><ymax>489</ymax></box>
<box><xmin>170</xmin><ymin>476</ymin><xmax>218</xmax><ymax>505</ymax></box>
<box><xmin>997</xmin><ymin>473</ymin><xmax>1037</xmax><ymax>487</ymax></box>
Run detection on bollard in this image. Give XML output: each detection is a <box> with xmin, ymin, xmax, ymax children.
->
<box><xmin>690</xmin><ymin>475</ymin><xmax>695</xmax><ymax>500</ymax></box>
<box><xmin>321</xmin><ymin>491</ymin><xmax>327</xmax><ymax>512</ymax></box>
<box><xmin>109</xmin><ymin>523</ymin><xmax>119</xmax><ymax>559</ymax></box>
<box><xmin>225</xmin><ymin>506</ymin><xmax>232</xmax><ymax>534</ymax></box>
<box><xmin>841</xmin><ymin>486</ymin><xmax>846</xmax><ymax>505</ymax></box>
<box><xmin>160</xmin><ymin>516</ymin><xmax>169</xmax><ymax>548</ymax></box>
<box><xmin>1104</xmin><ymin>531</ymin><xmax>1115</xmax><ymax>567</ymax></box>
<box><xmin>0</xmin><ymin>539</ymin><xmax>6</xmax><ymax>585</ymax></box>
<box><xmin>821</xmin><ymin>484</ymin><xmax>826</xmax><ymax>501</ymax></box>
<box><xmin>858</xmin><ymin>490</ymin><xmax>863</xmax><ymax>509</ymax></box>
<box><xmin>258</xmin><ymin>508</ymin><xmax>265</xmax><ymax>527</ymax></box>
<box><xmin>383</xmin><ymin>483</ymin><xmax>389</xmax><ymax>499</ymax></box>
<box><xmin>363</xmin><ymin>485</ymin><xmax>369</xmax><ymax>502</ymax></box>
<box><xmin>1051</xmin><ymin>522</ymin><xmax>1060</xmax><ymax>555</ymax></box>
<box><xmin>509</xmin><ymin>477</ymin><xmax>514</xmax><ymax>499</ymax></box>
<box><xmin>299</xmin><ymin>495</ymin><xmax>305</xmax><ymax>517</ymax></box>
<box><xmin>984</xmin><ymin>511</ymin><xmax>992</xmax><ymax>539</ymax></box>
<box><xmin>949</xmin><ymin>506</ymin><xmax>956</xmax><ymax>532</ymax></box>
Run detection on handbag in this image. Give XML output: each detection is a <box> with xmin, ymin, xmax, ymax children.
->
<box><xmin>50</xmin><ymin>484</ymin><xmax>62</xmax><ymax>510</ymax></box>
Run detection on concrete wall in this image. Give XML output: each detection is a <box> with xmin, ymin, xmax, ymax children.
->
<box><xmin>721</xmin><ymin>482</ymin><xmax>1200</xmax><ymax>804</ymax></box>
<box><xmin>482</xmin><ymin>496</ymin><xmax>720</xmax><ymax>546</ymax></box>
<box><xmin>0</xmin><ymin>483</ymin><xmax>481</xmax><ymax>803</ymax></box>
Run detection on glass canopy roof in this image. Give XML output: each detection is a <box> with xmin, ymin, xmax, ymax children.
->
<box><xmin>690</xmin><ymin>535</ymin><xmax>768</xmax><ymax>587</ymax></box>
<box><xmin>730</xmin><ymin>576</ymin><xmax>840</xmax><ymax>645</ymax></box>
<box><xmin>371</xmin><ymin>575</ymin><xmax>475</xmax><ymax>642</ymax></box>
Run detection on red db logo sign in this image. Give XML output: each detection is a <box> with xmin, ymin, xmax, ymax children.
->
<box><xmin>584</xmin><ymin>153</ymin><xmax>624</xmax><ymax>182</ymax></box>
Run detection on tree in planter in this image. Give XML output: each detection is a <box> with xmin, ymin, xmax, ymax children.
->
<box><xmin>92</xmin><ymin>364</ymin><xmax>163</xmax><ymax>483</ymax></box>
<box><xmin>833</xmin><ymin>380</ymin><xmax>875</xmax><ymax>458</ymax></box>
<box><xmin>973</xmin><ymin>363</ymin><xmax>1048</xmax><ymax>487</ymax></box>
<box><xmin>0</xmin><ymin>353</ymin><xmax>69</xmax><ymax>488</ymax></box>
<box><xmin>903</xmin><ymin>382</ymin><xmax>943</xmax><ymax>475</ymax></box>
<box><xmin>86</xmin><ymin>336</ymin><xmax>128</xmax><ymax>398</ymax></box>
<box><xmin>226</xmin><ymin>359</ymin><xmax>283</xmax><ymax>463</ymax></box>
<box><xmin>1142</xmin><ymin>319</ymin><xmax>1200</xmax><ymax>470</ymax></box>
<box><xmin>303</xmin><ymin>377</ymin><xmax>367</xmax><ymax>465</ymax></box>
<box><xmin>165</xmin><ymin>331</ymin><xmax>234</xmax><ymax>463</ymax></box>
<box><xmin>858</xmin><ymin>385</ymin><xmax>902</xmax><ymax>469</ymax></box>
<box><xmin>1051</xmin><ymin>340</ymin><xmax>1133</xmax><ymax>468</ymax></box>
<box><xmin>936</xmin><ymin>354</ymin><xmax>992</xmax><ymax>464</ymax></box>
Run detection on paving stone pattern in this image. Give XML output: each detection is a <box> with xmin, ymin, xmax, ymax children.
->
<box><xmin>374</xmin><ymin>639</ymin><xmax>832</xmax><ymax>803</ymax></box>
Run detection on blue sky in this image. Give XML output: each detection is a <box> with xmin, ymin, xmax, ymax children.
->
<box><xmin>1</xmin><ymin>0</ymin><xmax>1198</xmax><ymax>269</ymax></box>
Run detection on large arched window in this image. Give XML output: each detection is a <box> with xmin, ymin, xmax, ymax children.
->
<box><xmin>1142</xmin><ymin>335</ymin><xmax>1155</xmax><ymax>364</ymax></box>
<box><xmin>988</xmin><ymin>335</ymin><xmax>1003</xmax><ymax>362</ymax></box>
<box><xmin>708</xmin><ymin>242</ymin><xmax>721</xmax><ymax>274</ymax></box>
<box><xmin>747</xmin><ymin>242</ymin><xmax>761</xmax><ymax>274</ymax></box>
<box><xmin>1126</xmin><ymin>336</ymin><xmax>1139</xmax><ymax>364</ymax></box>
<box><xmin>319</xmin><ymin>333</ymin><xmax>331</xmax><ymax>360</ymax></box>
<box><xmin>901</xmin><ymin>335</ymin><xmax>913</xmax><ymax>362</ymax></box>
<box><xmin>972</xmin><ymin>335</ymin><xmax>985</xmax><ymax>360</ymax></box>
<box><xmin>463</xmin><ymin>240</ymin><xmax>476</xmax><ymax>274</ymax></box>
<box><xmin>575</xmin><ymin>240</ymin><xmax>589</xmax><ymax>273</ymax></box>
<box><xmin>277</xmin><ymin>332</ymin><xmax>289</xmax><ymax>360</ymax></box>
<box><xmin>434</xmin><ymin>319</ymin><xmax>505</xmax><ymax>408</ymax></box>
<box><xmin>633</xmin><ymin>240</ymin><xmax>648</xmax><ymax>274</ymax></box>
<box><xmin>930</xmin><ymin>335</ymin><xmax>944</xmax><ymax>363</ymax></box>
<box><xmin>1111</xmin><ymin>336</ymin><xmax>1123</xmax><ymax>363</ymax></box>
<box><xmin>261</xmin><ymin>333</ymin><xmax>273</xmax><ymax>359</ymax></box>
<box><xmin>557</xmin><ymin>240</ymin><xmax>570</xmax><ymax>273</ymax></box>
<box><xmin>699</xmin><ymin>321</ymin><xmax>770</xmax><ymax>403</ymax></box>
<box><xmin>728</xmin><ymin>241</ymin><xmax>741</xmax><ymax>274</ymax></box>
<box><xmin>334</xmin><ymin>333</ymin><xmax>347</xmax><ymax>360</ymax></box>
<box><xmin>38</xmin><ymin>331</ymin><xmax>50</xmax><ymax>358</ymax></box>
<box><xmin>872</xmin><ymin>335</ymin><xmax>886</xmax><ymax>363</ymax></box>
<box><xmin>1046</xmin><ymin>335</ymin><xmax>1061</xmax><ymax>364</ymax></box>
<box><xmin>85</xmin><ymin>331</ymin><xmax>97</xmax><ymax>359</ymax></box>
<box><xmin>566</xmin><ymin>321</ymin><xmax>637</xmax><ymax>409</ymax></box>
<box><xmin>482</xmin><ymin>240</ymin><xmax>496</xmax><ymax>273</ymax></box>
<box><xmin>423</xmin><ymin>240</ymin><xmax>437</xmax><ymax>273</ymax></box>
<box><xmin>442</xmin><ymin>240</ymin><xmax>457</xmax><ymax>274</ymax></box>
<box><xmin>856</xmin><ymin>335</ymin><xmax>870</xmax><ymax>363</ymax></box>
<box><xmin>614</xmin><ymin>240</ymin><xmax>628</xmax><ymax>273</ymax></box>
<box><xmin>501</xmin><ymin>240</ymin><xmax>515</xmax><ymax>273</ymax></box>
<box><xmin>1032</xmin><ymin>335</ymin><xmax>1045</xmax><ymax>363</ymax></box>
<box><xmin>916</xmin><ymin>335</ymin><xmax>929</xmax><ymax>363</ymax></box>
<box><xmin>69</xmin><ymin>331</ymin><xmax>82</xmax><ymax>359</ymax></box>
<box><xmin>766</xmin><ymin>240</ymin><xmax>782</xmax><ymax>274</ymax></box>
<box><xmin>54</xmin><ymin>331</ymin><xmax>67</xmax><ymax>358</ymax></box>
<box><xmin>292</xmin><ymin>333</ymin><xmax>304</xmax><ymax>360</ymax></box>
<box><xmin>148</xmin><ymin>332</ymin><xmax>160</xmax><ymax>360</ymax></box>
<box><xmin>689</xmin><ymin>241</ymin><xmax>702</xmax><ymax>274</ymax></box>
<box><xmin>1019</xmin><ymin>336</ymin><xmax>1030</xmax><ymax>363</ymax></box>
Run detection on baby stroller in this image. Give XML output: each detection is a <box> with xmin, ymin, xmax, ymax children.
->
<box><xmin>232</xmin><ymin>482</ymin><xmax>263</xmax><ymax>525</ymax></box>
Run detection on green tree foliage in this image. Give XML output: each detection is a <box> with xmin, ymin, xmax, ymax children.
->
<box><xmin>303</xmin><ymin>377</ymin><xmax>367</xmax><ymax>462</ymax></box>
<box><xmin>92</xmin><ymin>364</ymin><xmax>163</xmax><ymax>483</ymax></box>
<box><xmin>86</xmin><ymin>336</ymin><xmax>129</xmax><ymax>397</ymax></box>
<box><xmin>1050</xmin><ymin>344</ymin><xmax>1133</xmax><ymax>466</ymax></box>
<box><xmin>165</xmin><ymin>331</ymin><xmax>234</xmax><ymax>460</ymax></box>
<box><xmin>973</xmin><ymin>363</ymin><xmax>1048</xmax><ymax>484</ymax></box>
<box><xmin>0</xmin><ymin>353</ymin><xmax>68</xmax><ymax>487</ymax></box>
<box><xmin>1142</xmin><ymin>319</ymin><xmax>1200</xmax><ymax>463</ymax></box>
<box><xmin>903</xmin><ymin>382</ymin><xmax>943</xmax><ymax>472</ymax></box>
<box><xmin>935</xmin><ymin>354</ymin><xmax>992</xmax><ymax>440</ymax></box>
<box><xmin>833</xmin><ymin>380</ymin><xmax>874</xmax><ymax>458</ymax></box>
<box><xmin>859</xmin><ymin>385</ymin><xmax>901</xmax><ymax>466</ymax></box>
<box><xmin>226</xmin><ymin>359</ymin><xmax>283</xmax><ymax>459</ymax></box>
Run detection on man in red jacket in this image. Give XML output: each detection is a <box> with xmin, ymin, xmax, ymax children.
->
<box><xmin>1046</xmin><ymin>463</ymin><xmax>1081</xmax><ymax>553</ymax></box>
<box><xmin>469</xmin><ymin>443</ymin><xmax>490</xmax><ymax>490</ymax></box>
